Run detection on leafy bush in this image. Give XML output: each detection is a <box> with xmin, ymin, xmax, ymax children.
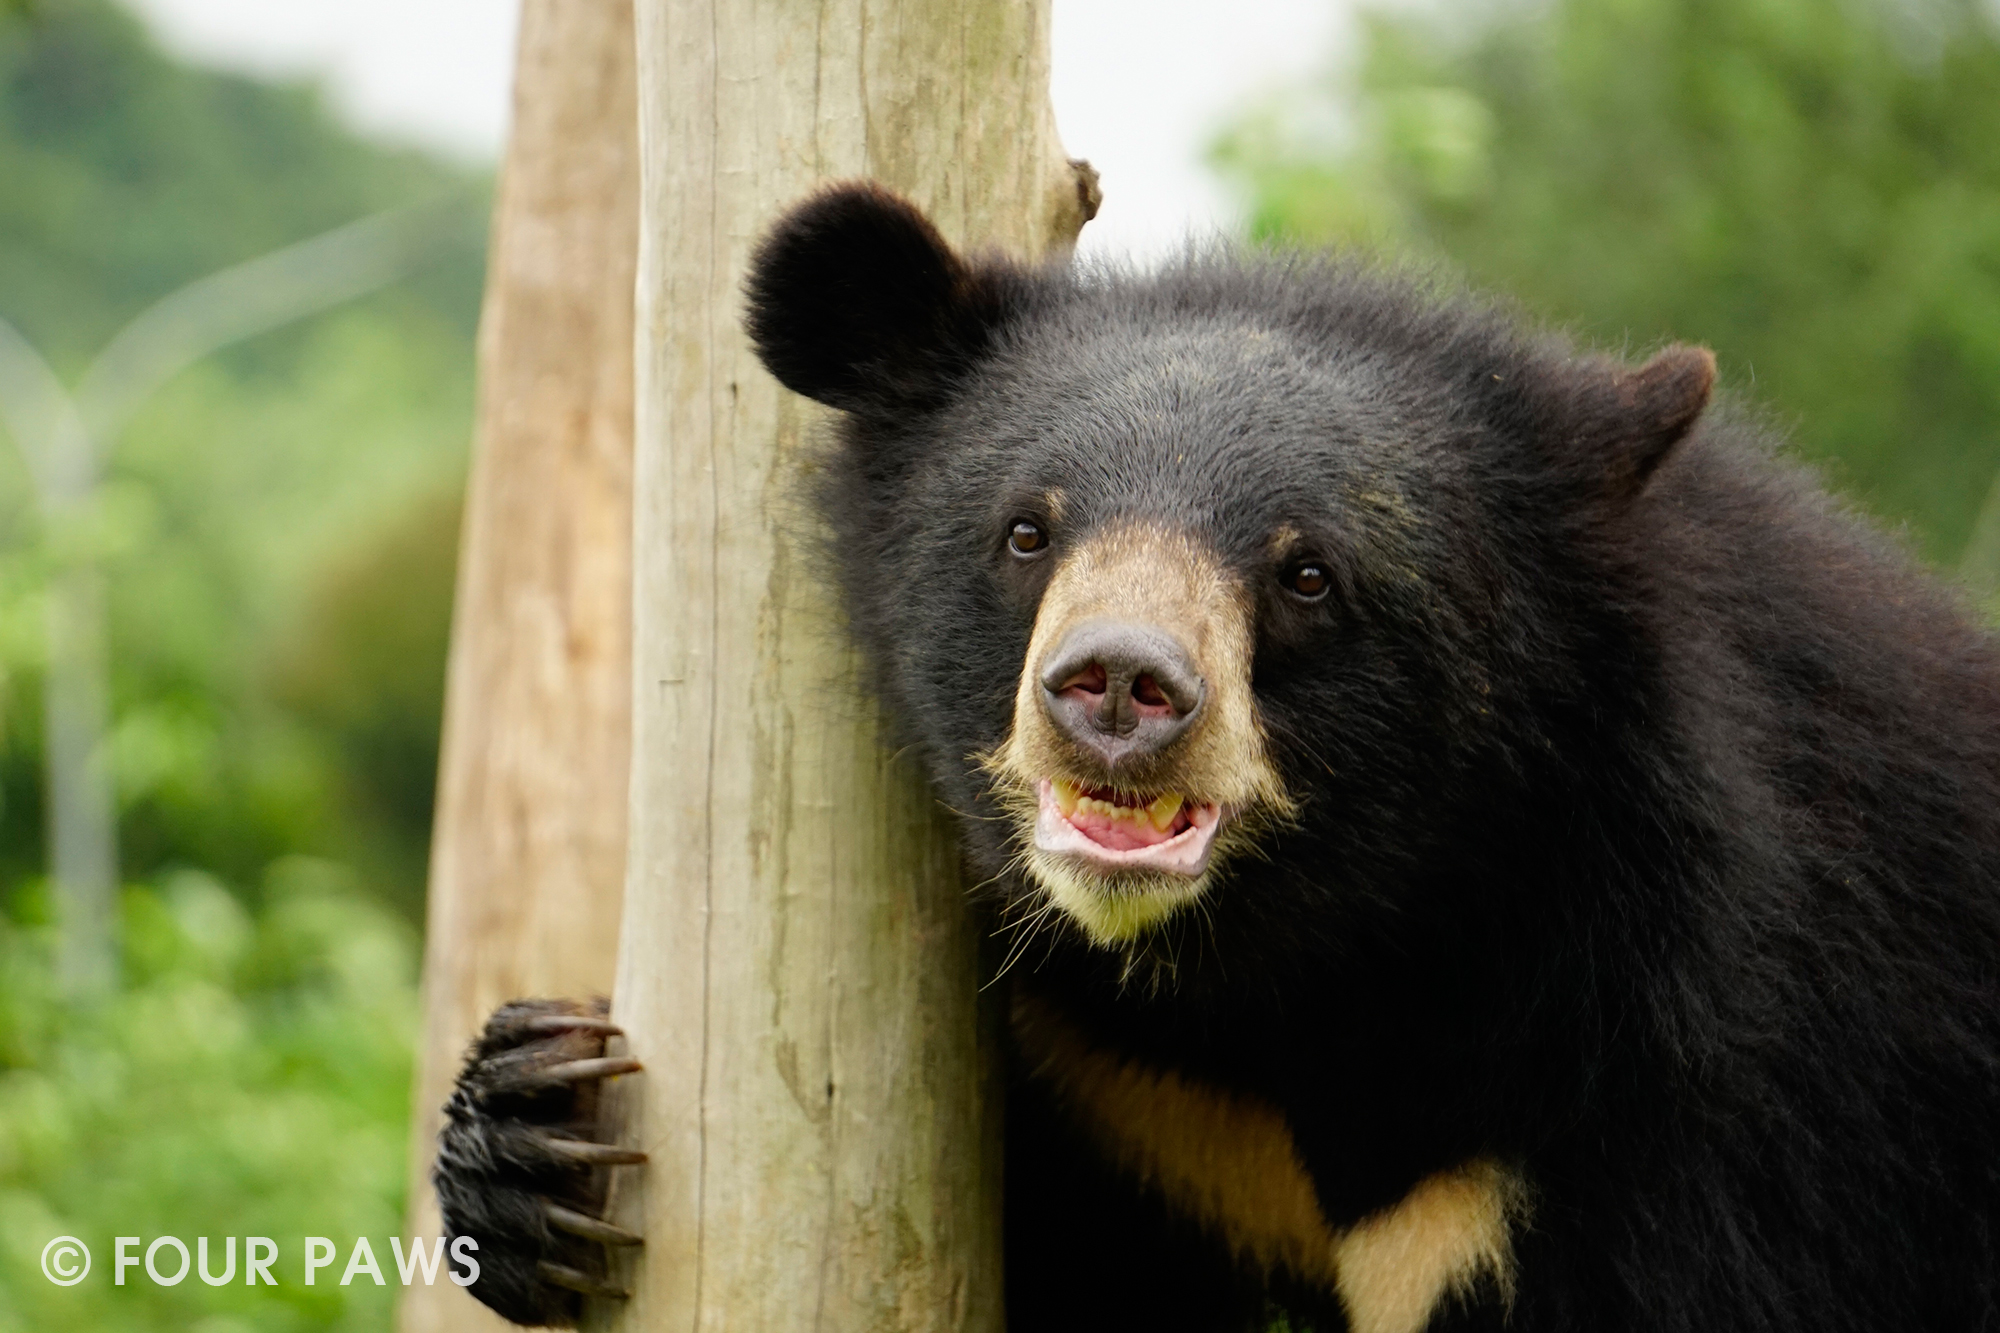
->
<box><xmin>0</xmin><ymin>866</ymin><xmax>417</xmax><ymax>1331</ymax></box>
<box><xmin>0</xmin><ymin>0</ymin><xmax>482</xmax><ymax>912</ymax></box>
<box><xmin>0</xmin><ymin>9</ymin><xmax>476</xmax><ymax>1325</ymax></box>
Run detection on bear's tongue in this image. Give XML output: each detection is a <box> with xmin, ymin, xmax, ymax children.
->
<box><xmin>1069</xmin><ymin>807</ymin><xmax>1180</xmax><ymax>850</ymax></box>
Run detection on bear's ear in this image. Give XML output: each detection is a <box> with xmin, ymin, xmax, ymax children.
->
<box><xmin>744</xmin><ymin>182</ymin><xmax>1014</xmax><ymax>414</ymax></box>
<box><xmin>1573</xmin><ymin>344</ymin><xmax>1717</xmax><ymax>498</ymax></box>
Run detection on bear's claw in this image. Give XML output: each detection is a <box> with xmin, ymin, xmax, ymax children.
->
<box><xmin>523</xmin><ymin>1014</ymin><xmax>624</xmax><ymax>1036</ymax></box>
<box><xmin>540</xmin><ymin>1135</ymin><xmax>648</xmax><ymax>1167</ymax></box>
<box><xmin>434</xmin><ymin>997</ymin><xmax>644</xmax><ymax>1327</ymax></box>
<box><xmin>529</xmin><ymin>1055</ymin><xmax>644</xmax><ymax>1088</ymax></box>
<box><xmin>537</xmin><ymin>1260</ymin><xmax>631</xmax><ymax>1300</ymax></box>
<box><xmin>545</xmin><ymin>1201</ymin><xmax>643</xmax><ymax>1245</ymax></box>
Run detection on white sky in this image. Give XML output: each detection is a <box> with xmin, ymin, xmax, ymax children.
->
<box><xmin>119</xmin><ymin>0</ymin><xmax>1349</xmax><ymax>260</ymax></box>
<box><xmin>1052</xmin><ymin>0</ymin><xmax>1347</xmax><ymax>259</ymax></box>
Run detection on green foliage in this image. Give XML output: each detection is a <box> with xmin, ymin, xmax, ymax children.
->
<box><xmin>0</xmin><ymin>0</ymin><xmax>483</xmax><ymax>370</ymax></box>
<box><xmin>0</xmin><ymin>0</ymin><xmax>483</xmax><ymax>914</ymax></box>
<box><xmin>268</xmin><ymin>489</ymin><xmax>463</xmax><ymax>922</ymax></box>
<box><xmin>0</xmin><ymin>10</ymin><xmax>479</xmax><ymax>1318</ymax></box>
<box><xmin>1212</xmin><ymin>0</ymin><xmax>2000</xmax><ymax>570</ymax></box>
<box><xmin>0</xmin><ymin>867</ymin><xmax>416</xmax><ymax>1331</ymax></box>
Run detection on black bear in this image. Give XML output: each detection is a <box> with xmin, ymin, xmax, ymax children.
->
<box><xmin>433</xmin><ymin>183</ymin><xmax>2000</xmax><ymax>1332</ymax></box>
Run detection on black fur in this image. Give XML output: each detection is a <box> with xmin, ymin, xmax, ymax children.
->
<box><xmin>748</xmin><ymin>184</ymin><xmax>2000</xmax><ymax>1332</ymax></box>
<box><xmin>434</xmin><ymin>999</ymin><xmax>639</xmax><ymax>1326</ymax></box>
<box><xmin>442</xmin><ymin>183</ymin><xmax>2000</xmax><ymax>1331</ymax></box>
<box><xmin>744</xmin><ymin>182</ymin><xmax>1021</xmax><ymax>415</ymax></box>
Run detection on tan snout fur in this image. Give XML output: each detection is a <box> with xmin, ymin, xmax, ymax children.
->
<box><xmin>983</xmin><ymin>523</ymin><xmax>1293</xmax><ymax>943</ymax></box>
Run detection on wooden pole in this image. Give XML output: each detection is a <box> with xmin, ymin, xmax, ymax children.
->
<box><xmin>399</xmin><ymin>4</ymin><xmax>638</xmax><ymax>1330</ymax></box>
<box><xmin>602</xmin><ymin>3</ymin><xmax>1093</xmax><ymax>1330</ymax></box>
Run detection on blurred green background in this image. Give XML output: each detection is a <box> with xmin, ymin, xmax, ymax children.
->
<box><xmin>0</xmin><ymin>0</ymin><xmax>479</xmax><ymax>1326</ymax></box>
<box><xmin>0</xmin><ymin>0</ymin><xmax>1996</xmax><ymax>1327</ymax></box>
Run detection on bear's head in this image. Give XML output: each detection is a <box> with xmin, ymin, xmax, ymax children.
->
<box><xmin>745</xmin><ymin>183</ymin><xmax>1714</xmax><ymax>962</ymax></box>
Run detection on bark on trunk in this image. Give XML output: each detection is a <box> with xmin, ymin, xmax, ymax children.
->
<box><xmin>399</xmin><ymin>4</ymin><xmax>639</xmax><ymax>1329</ymax></box>
<box><xmin>600</xmin><ymin>3</ymin><xmax>1091</xmax><ymax>1330</ymax></box>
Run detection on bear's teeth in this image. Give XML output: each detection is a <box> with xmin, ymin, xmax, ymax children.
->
<box><xmin>1053</xmin><ymin>779</ymin><xmax>1082</xmax><ymax>818</ymax></box>
<box><xmin>1054</xmin><ymin>784</ymin><xmax>1186</xmax><ymax>830</ymax></box>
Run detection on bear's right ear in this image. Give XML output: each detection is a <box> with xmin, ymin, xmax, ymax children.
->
<box><xmin>1558</xmin><ymin>344</ymin><xmax>1717</xmax><ymax>500</ymax></box>
<box><xmin>744</xmin><ymin>182</ymin><xmax>1014</xmax><ymax>415</ymax></box>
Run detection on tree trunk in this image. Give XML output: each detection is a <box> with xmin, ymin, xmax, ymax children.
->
<box><xmin>602</xmin><ymin>3</ymin><xmax>1091</xmax><ymax>1330</ymax></box>
<box><xmin>399</xmin><ymin>4</ymin><xmax>639</xmax><ymax>1330</ymax></box>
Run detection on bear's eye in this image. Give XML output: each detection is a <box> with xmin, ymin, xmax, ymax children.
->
<box><xmin>1008</xmin><ymin>520</ymin><xmax>1048</xmax><ymax>556</ymax></box>
<box><xmin>1286</xmin><ymin>562</ymin><xmax>1329</xmax><ymax>600</ymax></box>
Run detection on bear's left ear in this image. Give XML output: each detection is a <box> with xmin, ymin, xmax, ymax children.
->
<box><xmin>744</xmin><ymin>182</ymin><xmax>1016</xmax><ymax>415</ymax></box>
<box><xmin>1570</xmin><ymin>344</ymin><xmax>1717</xmax><ymax>499</ymax></box>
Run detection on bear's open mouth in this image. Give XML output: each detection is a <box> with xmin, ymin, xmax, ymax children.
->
<box><xmin>1034</xmin><ymin>778</ymin><xmax>1225</xmax><ymax>877</ymax></box>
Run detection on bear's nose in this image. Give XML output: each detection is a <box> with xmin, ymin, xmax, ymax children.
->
<box><xmin>1038</xmin><ymin>619</ymin><xmax>1205</xmax><ymax>769</ymax></box>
